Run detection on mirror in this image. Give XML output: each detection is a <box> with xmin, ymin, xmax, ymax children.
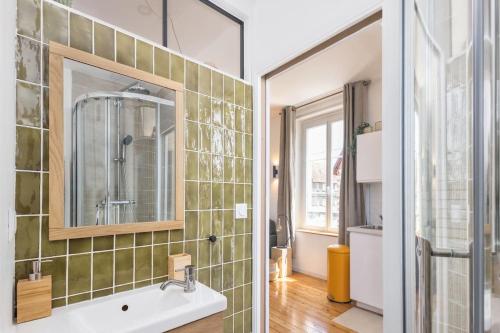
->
<box><xmin>49</xmin><ymin>42</ymin><xmax>184</xmax><ymax>239</ymax></box>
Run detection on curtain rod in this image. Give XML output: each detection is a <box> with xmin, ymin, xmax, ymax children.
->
<box><xmin>294</xmin><ymin>90</ymin><xmax>343</xmax><ymax>109</ymax></box>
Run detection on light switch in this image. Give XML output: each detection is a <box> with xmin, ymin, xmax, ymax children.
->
<box><xmin>235</xmin><ymin>203</ymin><xmax>247</xmax><ymax>219</ymax></box>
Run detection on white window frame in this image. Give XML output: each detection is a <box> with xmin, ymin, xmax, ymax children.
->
<box><xmin>296</xmin><ymin>104</ymin><xmax>343</xmax><ymax>234</ymax></box>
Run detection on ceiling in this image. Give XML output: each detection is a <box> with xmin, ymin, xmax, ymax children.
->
<box><xmin>268</xmin><ymin>21</ymin><xmax>382</xmax><ymax>107</ymax></box>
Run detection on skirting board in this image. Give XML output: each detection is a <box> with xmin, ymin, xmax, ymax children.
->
<box><xmin>291</xmin><ymin>267</ymin><xmax>326</xmax><ymax>280</ymax></box>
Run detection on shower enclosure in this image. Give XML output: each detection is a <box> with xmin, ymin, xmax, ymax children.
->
<box><xmin>70</xmin><ymin>91</ymin><xmax>176</xmax><ymax>227</ymax></box>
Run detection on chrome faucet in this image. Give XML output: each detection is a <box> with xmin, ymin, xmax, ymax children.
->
<box><xmin>160</xmin><ymin>265</ymin><xmax>196</xmax><ymax>293</ymax></box>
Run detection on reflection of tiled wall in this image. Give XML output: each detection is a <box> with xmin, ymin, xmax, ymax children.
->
<box><xmin>14</xmin><ymin>1</ymin><xmax>253</xmax><ymax>332</ymax></box>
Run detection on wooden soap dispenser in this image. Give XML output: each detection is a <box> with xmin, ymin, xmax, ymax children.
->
<box><xmin>16</xmin><ymin>260</ymin><xmax>52</xmax><ymax>323</ymax></box>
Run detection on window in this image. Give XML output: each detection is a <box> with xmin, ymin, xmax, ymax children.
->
<box><xmin>299</xmin><ymin>114</ymin><xmax>344</xmax><ymax>233</ymax></box>
<box><xmin>71</xmin><ymin>0</ymin><xmax>244</xmax><ymax>78</ymax></box>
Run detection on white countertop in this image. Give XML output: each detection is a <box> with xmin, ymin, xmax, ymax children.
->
<box><xmin>347</xmin><ymin>225</ymin><xmax>382</xmax><ymax>236</ymax></box>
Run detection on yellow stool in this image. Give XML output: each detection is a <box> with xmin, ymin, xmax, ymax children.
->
<box><xmin>327</xmin><ymin>244</ymin><xmax>350</xmax><ymax>303</ymax></box>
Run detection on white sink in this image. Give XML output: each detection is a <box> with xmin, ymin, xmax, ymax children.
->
<box><xmin>16</xmin><ymin>282</ymin><xmax>226</xmax><ymax>333</ymax></box>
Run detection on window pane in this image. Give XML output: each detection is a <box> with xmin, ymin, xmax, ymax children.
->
<box><xmin>167</xmin><ymin>0</ymin><xmax>242</xmax><ymax>78</ymax></box>
<box><xmin>305</xmin><ymin>124</ymin><xmax>327</xmax><ymax>228</ymax></box>
<box><xmin>330</xmin><ymin>120</ymin><xmax>344</xmax><ymax>230</ymax></box>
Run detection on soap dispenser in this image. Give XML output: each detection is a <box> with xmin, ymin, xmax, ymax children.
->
<box><xmin>16</xmin><ymin>260</ymin><xmax>52</xmax><ymax>323</ymax></box>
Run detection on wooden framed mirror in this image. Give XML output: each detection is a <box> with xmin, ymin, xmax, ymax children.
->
<box><xmin>48</xmin><ymin>42</ymin><xmax>184</xmax><ymax>240</ymax></box>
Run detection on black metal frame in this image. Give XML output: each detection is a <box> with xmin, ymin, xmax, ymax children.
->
<box><xmin>162</xmin><ymin>0</ymin><xmax>244</xmax><ymax>79</ymax></box>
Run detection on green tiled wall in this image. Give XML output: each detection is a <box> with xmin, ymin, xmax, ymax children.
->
<box><xmin>14</xmin><ymin>1</ymin><xmax>253</xmax><ymax>332</ymax></box>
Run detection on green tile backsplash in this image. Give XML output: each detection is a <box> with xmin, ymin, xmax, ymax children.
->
<box><xmin>14</xmin><ymin>1</ymin><xmax>253</xmax><ymax>332</ymax></box>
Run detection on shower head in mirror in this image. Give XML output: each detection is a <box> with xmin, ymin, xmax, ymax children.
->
<box><xmin>122</xmin><ymin>135</ymin><xmax>133</xmax><ymax>146</ymax></box>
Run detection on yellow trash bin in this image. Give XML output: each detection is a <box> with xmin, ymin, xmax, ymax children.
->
<box><xmin>327</xmin><ymin>244</ymin><xmax>350</xmax><ymax>303</ymax></box>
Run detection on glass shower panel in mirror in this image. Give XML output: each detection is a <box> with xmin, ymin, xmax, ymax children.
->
<box><xmin>64</xmin><ymin>59</ymin><xmax>176</xmax><ymax>227</ymax></box>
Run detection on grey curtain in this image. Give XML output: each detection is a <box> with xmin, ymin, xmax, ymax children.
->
<box><xmin>277</xmin><ymin>106</ymin><xmax>296</xmax><ymax>247</ymax></box>
<box><xmin>339</xmin><ymin>82</ymin><xmax>367</xmax><ymax>245</ymax></box>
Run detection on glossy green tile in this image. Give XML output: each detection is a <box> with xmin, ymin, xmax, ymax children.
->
<box><xmin>68</xmin><ymin>293</ymin><xmax>90</xmax><ymax>304</ymax></box>
<box><xmin>199</xmin><ymin>66</ymin><xmax>211</xmax><ymax>96</ymax></box>
<box><xmin>211</xmin><ymin>265</ymin><xmax>222</xmax><ymax>292</ymax></box>
<box><xmin>244</xmin><ymin>309</ymin><xmax>252</xmax><ymax>333</ymax></box>
<box><xmin>234</xmin><ymin>286</ymin><xmax>244</xmax><ymax>312</ymax></box>
<box><xmin>212</xmin><ymin>99</ymin><xmax>223</xmax><ymax>127</ymax></box>
<box><xmin>223</xmin><ymin>236</ymin><xmax>234</xmax><ymax>263</ymax></box>
<box><xmin>244</xmin><ymin>159</ymin><xmax>252</xmax><ymax>183</ymax></box>
<box><xmin>15</xmin><ymin>216</ymin><xmax>39</xmax><ymax>260</ymax></box>
<box><xmin>235</xmin><ymin>107</ymin><xmax>244</xmax><ymax>132</ymax></box>
<box><xmin>169</xmin><ymin>242</ymin><xmax>183</xmax><ymax>255</ymax></box>
<box><xmin>213</xmin><ymin>71</ymin><xmax>226</xmax><ymax>100</ymax></box>
<box><xmin>185</xmin><ymin>90</ymin><xmax>198</xmax><ymax>121</ymax></box>
<box><xmin>212</xmin><ymin>155</ymin><xmax>223</xmax><ymax>182</ymax></box>
<box><xmin>213</xmin><ymin>128</ymin><xmax>224</xmax><ymax>156</ymax></box>
<box><xmin>212</xmin><ymin>210</ymin><xmax>223</xmax><ymax>237</ymax></box>
<box><xmin>199</xmin><ymin>182</ymin><xmax>211</xmax><ymax>210</ymax></box>
<box><xmin>42</xmin><ymin>130</ymin><xmax>49</xmax><ymax>171</ymax></box>
<box><xmin>234</xmin><ymin>235</ymin><xmax>244</xmax><ymax>261</ymax></box>
<box><xmin>16</xmin><ymin>81</ymin><xmax>41</xmax><ymax>127</ymax></box>
<box><xmin>185</xmin><ymin>151</ymin><xmax>198</xmax><ymax>181</ymax></box>
<box><xmin>170</xmin><ymin>229</ymin><xmax>184</xmax><ymax>242</ymax></box>
<box><xmin>234</xmin><ymin>260</ymin><xmax>244</xmax><ymax>287</ymax></box>
<box><xmin>69</xmin><ymin>238</ymin><xmax>91</xmax><ymax>254</ymax></box>
<box><xmin>235</xmin><ymin>158</ymin><xmax>245</xmax><ymax>183</ymax></box>
<box><xmin>199</xmin><ymin>95</ymin><xmax>211</xmax><ymax>124</ymax></box>
<box><xmin>235</xmin><ymin>80</ymin><xmax>245</xmax><ymax>107</ymax></box>
<box><xmin>41</xmin><ymin>256</ymin><xmax>66</xmax><ymax>298</ymax></box>
<box><xmin>234</xmin><ymin>311</ymin><xmax>244</xmax><ymax>333</ymax></box>
<box><xmin>211</xmin><ymin>238</ymin><xmax>222</xmax><ymax>266</ymax></box>
<box><xmin>42</xmin><ymin>87</ymin><xmax>49</xmax><ymax>129</ymax></box>
<box><xmin>116</xmin><ymin>234</ymin><xmax>134</xmax><ymax>249</ymax></box>
<box><xmin>199</xmin><ymin>124</ymin><xmax>211</xmax><ymax>153</ymax></box>
<box><xmin>244</xmin><ymin>134</ymin><xmax>253</xmax><ymax>159</ymax></box>
<box><xmin>224</xmin><ymin>157</ymin><xmax>234</xmax><ymax>182</ymax></box>
<box><xmin>185</xmin><ymin>121</ymin><xmax>198</xmax><ymax>150</ymax></box>
<box><xmin>198</xmin><ymin>267</ymin><xmax>210</xmax><ymax>286</ymax></box>
<box><xmin>154</xmin><ymin>47</ymin><xmax>170</xmax><ymax>79</ymax></box>
<box><xmin>223</xmin><ymin>103</ymin><xmax>234</xmax><ymax>129</ymax></box>
<box><xmin>94</xmin><ymin>23</ymin><xmax>115</xmax><ymax>61</ymax></box>
<box><xmin>224</xmin><ymin>130</ymin><xmax>235</xmax><ymax>157</ymax></box>
<box><xmin>244</xmin><ymin>85</ymin><xmax>253</xmax><ymax>109</ymax></box>
<box><xmin>135</xmin><ymin>232</ymin><xmax>152</xmax><ymax>246</ymax></box>
<box><xmin>244</xmin><ymin>234</ymin><xmax>252</xmax><ymax>259</ymax></box>
<box><xmin>235</xmin><ymin>211</ymin><xmax>245</xmax><ymax>235</ymax></box>
<box><xmin>116</xmin><ymin>32</ymin><xmax>135</xmax><ymax>67</ymax></box>
<box><xmin>198</xmin><ymin>240</ymin><xmax>210</xmax><ymax>268</ymax></box>
<box><xmin>235</xmin><ymin>184</ymin><xmax>245</xmax><ymax>205</ymax></box>
<box><xmin>93</xmin><ymin>288</ymin><xmax>113</xmax><ymax>299</ymax></box>
<box><xmin>223</xmin><ymin>262</ymin><xmax>234</xmax><ymax>289</ymax></box>
<box><xmin>41</xmin><ymin>217</ymin><xmax>66</xmax><ymax>257</ymax></box>
<box><xmin>68</xmin><ymin>254</ymin><xmax>91</xmax><ymax>295</ymax></box>
<box><xmin>15</xmin><ymin>171</ymin><xmax>40</xmax><ymax>214</ymax></box>
<box><xmin>153</xmin><ymin>244</ymin><xmax>168</xmax><ymax>277</ymax></box>
<box><xmin>170</xmin><ymin>54</ymin><xmax>184</xmax><ymax>83</ymax></box>
<box><xmin>136</xmin><ymin>40</ymin><xmax>153</xmax><ymax>73</ymax></box>
<box><xmin>17</xmin><ymin>0</ymin><xmax>41</xmax><ymax>40</ymax></box>
<box><xmin>244</xmin><ymin>185</ymin><xmax>252</xmax><ymax>208</ymax></box>
<box><xmin>43</xmin><ymin>2</ymin><xmax>68</xmax><ymax>45</ymax></box>
<box><xmin>199</xmin><ymin>152</ymin><xmax>212</xmax><ymax>181</ymax></box>
<box><xmin>70</xmin><ymin>13</ymin><xmax>92</xmax><ymax>53</ymax></box>
<box><xmin>212</xmin><ymin>183</ymin><xmax>223</xmax><ymax>209</ymax></box>
<box><xmin>16</xmin><ymin>126</ymin><xmax>41</xmax><ymax>170</ymax></box>
<box><xmin>186</xmin><ymin>61</ymin><xmax>198</xmax><ymax>92</ymax></box>
<box><xmin>224</xmin><ymin>316</ymin><xmax>233</xmax><ymax>333</ymax></box>
<box><xmin>245</xmin><ymin>110</ymin><xmax>253</xmax><ymax>134</ymax></box>
<box><xmin>224</xmin><ymin>184</ymin><xmax>234</xmax><ymax>209</ymax></box>
<box><xmin>185</xmin><ymin>181</ymin><xmax>198</xmax><ymax>210</ymax></box>
<box><xmin>153</xmin><ymin>230</ymin><xmax>169</xmax><ymax>244</ymax></box>
<box><xmin>185</xmin><ymin>241</ymin><xmax>197</xmax><ymax>267</ymax></box>
<box><xmin>199</xmin><ymin>211</ymin><xmax>211</xmax><ymax>239</ymax></box>
<box><xmin>41</xmin><ymin>173</ymin><xmax>48</xmax><ymax>214</ymax></box>
<box><xmin>135</xmin><ymin>246</ymin><xmax>152</xmax><ymax>281</ymax></box>
<box><xmin>115</xmin><ymin>249</ymin><xmax>133</xmax><ymax>285</ymax></box>
<box><xmin>223</xmin><ymin>76</ymin><xmax>234</xmax><ymax>104</ymax></box>
<box><xmin>115</xmin><ymin>283</ymin><xmax>133</xmax><ymax>293</ymax></box>
<box><xmin>244</xmin><ymin>284</ymin><xmax>252</xmax><ymax>309</ymax></box>
<box><xmin>224</xmin><ymin>289</ymin><xmax>234</xmax><ymax>317</ymax></box>
<box><xmin>184</xmin><ymin>211</ymin><xmax>198</xmax><ymax>241</ymax></box>
<box><xmin>245</xmin><ymin>209</ymin><xmax>253</xmax><ymax>234</ymax></box>
<box><xmin>135</xmin><ymin>279</ymin><xmax>151</xmax><ymax>288</ymax></box>
<box><xmin>153</xmin><ymin>276</ymin><xmax>166</xmax><ymax>285</ymax></box>
<box><xmin>223</xmin><ymin>210</ymin><xmax>235</xmax><ymax>236</ymax></box>
<box><xmin>93</xmin><ymin>236</ymin><xmax>113</xmax><ymax>251</ymax></box>
<box><xmin>52</xmin><ymin>298</ymin><xmax>66</xmax><ymax>308</ymax></box>
<box><xmin>244</xmin><ymin>259</ymin><xmax>252</xmax><ymax>284</ymax></box>
<box><xmin>93</xmin><ymin>251</ymin><xmax>113</xmax><ymax>290</ymax></box>
<box><xmin>235</xmin><ymin>132</ymin><xmax>244</xmax><ymax>158</ymax></box>
<box><xmin>16</xmin><ymin>36</ymin><xmax>41</xmax><ymax>84</ymax></box>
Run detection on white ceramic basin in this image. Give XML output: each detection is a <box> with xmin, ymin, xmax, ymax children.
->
<box><xmin>16</xmin><ymin>282</ymin><xmax>226</xmax><ymax>333</ymax></box>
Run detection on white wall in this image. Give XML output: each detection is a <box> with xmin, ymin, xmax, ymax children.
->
<box><xmin>0</xmin><ymin>0</ymin><xmax>17</xmax><ymax>331</ymax></box>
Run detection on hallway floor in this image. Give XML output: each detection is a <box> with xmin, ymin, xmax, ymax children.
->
<box><xmin>269</xmin><ymin>273</ymin><xmax>354</xmax><ymax>332</ymax></box>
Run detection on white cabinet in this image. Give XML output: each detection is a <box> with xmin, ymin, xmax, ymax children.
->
<box><xmin>349</xmin><ymin>228</ymin><xmax>383</xmax><ymax>312</ymax></box>
<box><xmin>356</xmin><ymin>131</ymin><xmax>382</xmax><ymax>183</ymax></box>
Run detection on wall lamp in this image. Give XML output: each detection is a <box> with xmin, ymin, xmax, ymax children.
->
<box><xmin>273</xmin><ymin>165</ymin><xmax>279</xmax><ymax>178</ymax></box>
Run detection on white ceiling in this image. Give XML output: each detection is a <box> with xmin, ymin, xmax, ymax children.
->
<box><xmin>269</xmin><ymin>21</ymin><xmax>382</xmax><ymax>107</ymax></box>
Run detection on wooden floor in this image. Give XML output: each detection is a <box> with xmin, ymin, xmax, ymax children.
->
<box><xmin>270</xmin><ymin>273</ymin><xmax>354</xmax><ymax>333</ymax></box>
